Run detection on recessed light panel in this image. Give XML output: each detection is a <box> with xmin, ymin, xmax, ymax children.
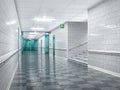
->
<box><xmin>33</xmin><ymin>16</ymin><xmax>56</xmax><ymax>22</ymax></box>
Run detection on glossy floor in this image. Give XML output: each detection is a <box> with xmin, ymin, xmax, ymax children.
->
<box><xmin>10</xmin><ymin>51</ymin><xmax>120</xmax><ymax>90</ymax></box>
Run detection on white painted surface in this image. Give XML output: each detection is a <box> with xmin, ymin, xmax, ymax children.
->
<box><xmin>0</xmin><ymin>0</ymin><xmax>20</xmax><ymax>89</ymax></box>
<box><xmin>0</xmin><ymin>49</ymin><xmax>18</xmax><ymax>64</ymax></box>
<box><xmin>15</xmin><ymin>0</ymin><xmax>102</xmax><ymax>32</ymax></box>
<box><xmin>89</xmin><ymin>65</ymin><xmax>120</xmax><ymax>78</ymax></box>
<box><xmin>68</xmin><ymin>22</ymin><xmax>88</xmax><ymax>58</ymax></box>
<box><xmin>88</xmin><ymin>0</ymin><xmax>120</xmax><ymax>74</ymax></box>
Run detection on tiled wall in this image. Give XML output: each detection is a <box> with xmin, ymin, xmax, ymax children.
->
<box><xmin>68</xmin><ymin>22</ymin><xmax>88</xmax><ymax>63</ymax></box>
<box><xmin>88</xmin><ymin>0</ymin><xmax>120</xmax><ymax>73</ymax></box>
<box><xmin>0</xmin><ymin>0</ymin><xmax>20</xmax><ymax>89</ymax></box>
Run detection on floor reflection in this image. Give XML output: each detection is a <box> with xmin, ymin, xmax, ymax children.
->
<box><xmin>53</xmin><ymin>55</ymin><xmax>56</xmax><ymax>78</ymax></box>
<box><xmin>45</xmin><ymin>54</ymin><xmax>50</xmax><ymax>80</ymax></box>
<box><xmin>10</xmin><ymin>51</ymin><xmax>120</xmax><ymax>90</ymax></box>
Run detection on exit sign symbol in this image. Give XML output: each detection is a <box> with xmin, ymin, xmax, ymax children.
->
<box><xmin>60</xmin><ymin>24</ymin><xmax>64</xmax><ymax>29</ymax></box>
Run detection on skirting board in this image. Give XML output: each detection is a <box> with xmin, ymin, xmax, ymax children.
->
<box><xmin>0</xmin><ymin>49</ymin><xmax>18</xmax><ymax>64</ymax></box>
<box><xmin>69</xmin><ymin>58</ymin><xmax>88</xmax><ymax>64</ymax></box>
<box><xmin>88</xmin><ymin>65</ymin><xmax>120</xmax><ymax>78</ymax></box>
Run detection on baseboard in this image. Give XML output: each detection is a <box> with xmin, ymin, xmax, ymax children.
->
<box><xmin>88</xmin><ymin>65</ymin><xmax>120</xmax><ymax>78</ymax></box>
<box><xmin>7</xmin><ymin>62</ymin><xmax>18</xmax><ymax>90</ymax></box>
<box><xmin>0</xmin><ymin>49</ymin><xmax>18</xmax><ymax>64</ymax></box>
<box><xmin>69</xmin><ymin>58</ymin><xmax>88</xmax><ymax>64</ymax></box>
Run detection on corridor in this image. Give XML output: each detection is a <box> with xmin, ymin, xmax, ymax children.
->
<box><xmin>0</xmin><ymin>0</ymin><xmax>120</xmax><ymax>90</ymax></box>
<box><xmin>10</xmin><ymin>51</ymin><xmax>120</xmax><ymax>90</ymax></box>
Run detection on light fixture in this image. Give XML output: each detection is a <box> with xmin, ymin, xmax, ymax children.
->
<box><xmin>104</xmin><ymin>25</ymin><xmax>117</xmax><ymax>29</ymax></box>
<box><xmin>6</xmin><ymin>20</ymin><xmax>16</xmax><ymax>25</ymax></box>
<box><xmin>27</xmin><ymin>35</ymin><xmax>36</xmax><ymax>39</ymax></box>
<box><xmin>27</xmin><ymin>31</ymin><xmax>40</xmax><ymax>39</ymax></box>
<box><xmin>89</xmin><ymin>33</ymin><xmax>99</xmax><ymax>36</ymax></box>
<box><xmin>16</xmin><ymin>29</ymin><xmax>18</xmax><ymax>33</ymax></box>
<box><xmin>33</xmin><ymin>16</ymin><xmax>56</xmax><ymax>22</ymax></box>
<box><xmin>30</xmin><ymin>27</ymin><xmax>45</xmax><ymax>30</ymax></box>
<box><xmin>29</xmin><ymin>32</ymin><xmax>39</xmax><ymax>35</ymax></box>
<box><xmin>99</xmin><ymin>24</ymin><xmax>118</xmax><ymax>29</ymax></box>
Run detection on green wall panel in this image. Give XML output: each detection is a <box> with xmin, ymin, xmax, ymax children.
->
<box><xmin>22</xmin><ymin>39</ymin><xmax>38</xmax><ymax>51</ymax></box>
<box><xmin>45</xmin><ymin>33</ymin><xmax>49</xmax><ymax>54</ymax></box>
<box><xmin>53</xmin><ymin>35</ymin><xmax>55</xmax><ymax>55</ymax></box>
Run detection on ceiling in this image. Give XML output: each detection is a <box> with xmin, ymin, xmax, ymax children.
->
<box><xmin>15</xmin><ymin>0</ymin><xmax>103</xmax><ymax>39</ymax></box>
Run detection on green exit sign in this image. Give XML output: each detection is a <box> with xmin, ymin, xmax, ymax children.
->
<box><xmin>60</xmin><ymin>24</ymin><xmax>64</xmax><ymax>29</ymax></box>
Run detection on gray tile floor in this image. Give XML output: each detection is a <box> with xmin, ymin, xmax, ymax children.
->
<box><xmin>10</xmin><ymin>51</ymin><xmax>120</xmax><ymax>90</ymax></box>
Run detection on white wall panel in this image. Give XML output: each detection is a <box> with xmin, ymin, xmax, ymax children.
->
<box><xmin>68</xmin><ymin>22</ymin><xmax>88</xmax><ymax>57</ymax></box>
<box><xmin>51</xmin><ymin>23</ymin><xmax>68</xmax><ymax>49</ymax></box>
<box><xmin>0</xmin><ymin>0</ymin><xmax>20</xmax><ymax>89</ymax></box>
<box><xmin>0</xmin><ymin>0</ymin><xmax>19</xmax><ymax>59</ymax></box>
<box><xmin>88</xmin><ymin>0</ymin><xmax>120</xmax><ymax>73</ymax></box>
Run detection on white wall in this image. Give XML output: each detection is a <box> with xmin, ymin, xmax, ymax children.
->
<box><xmin>50</xmin><ymin>23</ymin><xmax>68</xmax><ymax>50</ymax></box>
<box><xmin>68</xmin><ymin>22</ymin><xmax>88</xmax><ymax>57</ymax></box>
<box><xmin>88</xmin><ymin>0</ymin><xmax>120</xmax><ymax>52</ymax></box>
<box><xmin>51</xmin><ymin>24</ymin><xmax>68</xmax><ymax>57</ymax></box>
<box><xmin>0</xmin><ymin>0</ymin><xmax>20</xmax><ymax>89</ymax></box>
<box><xmin>68</xmin><ymin>22</ymin><xmax>88</xmax><ymax>64</ymax></box>
<box><xmin>39</xmin><ymin>22</ymin><xmax>88</xmax><ymax>59</ymax></box>
<box><xmin>88</xmin><ymin>0</ymin><xmax>120</xmax><ymax>73</ymax></box>
<box><xmin>0</xmin><ymin>0</ymin><xmax>20</xmax><ymax>59</ymax></box>
<box><xmin>39</xmin><ymin>23</ymin><xmax>68</xmax><ymax>57</ymax></box>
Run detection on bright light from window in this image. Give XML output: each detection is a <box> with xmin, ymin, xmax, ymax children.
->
<box><xmin>6</xmin><ymin>20</ymin><xmax>16</xmax><ymax>25</ymax></box>
<box><xmin>30</xmin><ymin>27</ymin><xmax>45</xmax><ymax>30</ymax></box>
<box><xmin>33</xmin><ymin>16</ymin><xmax>56</xmax><ymax>22</ymax></box>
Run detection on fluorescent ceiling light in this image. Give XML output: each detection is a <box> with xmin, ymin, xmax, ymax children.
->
<box><xmin>104</xmin><ymin>25</ymin><xmax>117</xmax><ymax>29</ymax></box>
<box><xmin>30</xmin><ymin>27</ymin><xmax>45</xmax><ymax>30</ymax></box>
<box><xmin>16</xmin><ymin>29</ymin><xmax>18</xmax><ymax>33</ymax></box>
<box><xmin>33</xmin><ymin>16</ymin><xmax>56</xmax><ymax>22</ymax></box>
<box><xmin>27</xmin><ymin>32</ymin><xmax>39</xmax><ymax>39</ymax></box>
<box><xmin>99</xmin><ymin>24</ymin><xmax>118</xmax><ymax>29</ymax></box>
<box><xmin>27</xmin><ymin>35</ymin><xmax>36</xmax><ymax>39</ymax></box>
<box><xmin>29</xmin><ymin>32</ymin><xmax>39</xmax><ymax>35</ymax></box>
<box><xmin>6</xmin><ymin>20</ymin><xmax>16</xmax><ymax>25</ymax></box>
<box><xmin>89</xmin><ymin>33</ymin><xmax>99</xmax><ymax>36</ymax></box>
